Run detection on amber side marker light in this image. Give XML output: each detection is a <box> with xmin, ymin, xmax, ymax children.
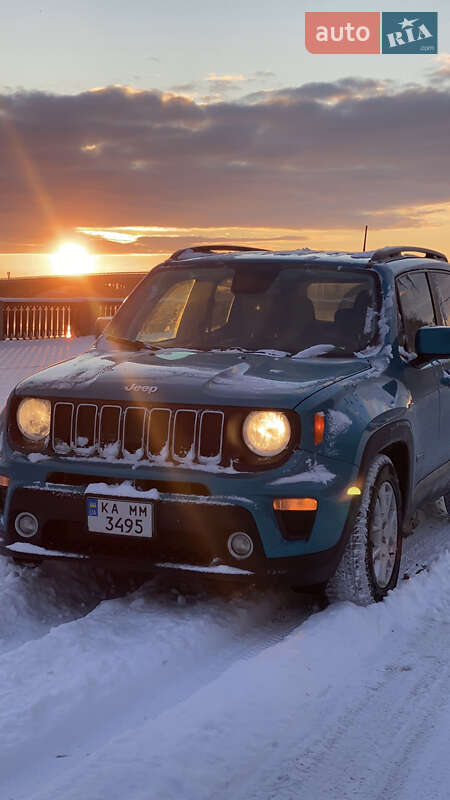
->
<box><xmin>347</xmin><ymin>486</ymin><xmax>362</xmax><ymax>496</ymax></box>
<box><xmin>0</xmin><ymin>476</ymin><xmax>9</xmax><ymax>488</ymax></box>
<box><xmin>314</xmin><ymin>412</ymin><xmax>325</xmax><ymax>445</ymax></box>
<box><xmin>273</xmin><ymin>498</ymin><xmax>318</xmax><ymax>512</ymax></box>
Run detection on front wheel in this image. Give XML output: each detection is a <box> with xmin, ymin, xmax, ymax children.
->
<box><xmin>326</xmin><ymin>454</ymin><xmax>402</xmax><ymax>605</ymax></box>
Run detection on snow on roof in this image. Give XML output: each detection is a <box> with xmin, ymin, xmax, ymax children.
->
<box><xmin>172</xmin><ymin>247</ymin><xmax>373</xmax><ymax>264</ymax></box>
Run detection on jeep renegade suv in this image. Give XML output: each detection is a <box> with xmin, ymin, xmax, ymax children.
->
<box><xmin>2</xmin><ymin>243</ymin><xmax>450</xmax><ymax>604</ymax></box>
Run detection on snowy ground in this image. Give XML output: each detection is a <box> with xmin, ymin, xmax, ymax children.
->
<box><xmin>0</xmin><ymin>338</ymin><xmax>450</xmax><ymax>800</ymax></box>
<box><xmin>0</xmin><ymin>336</ymin><xmax>93</xmax><ymax>409</ymax></box>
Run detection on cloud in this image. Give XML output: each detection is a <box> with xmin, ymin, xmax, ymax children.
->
<box><xmin>0</xmin><ymin>79</ymin><xmax>449</xmax><ymax>253</ymax></box>
<box><xmin>76</xmin><ymin>225</ymin><xmax>311</xmax><ymax>254</ymax></box>
<box><xmin>207</xmin><ymin>73</ymin><xmax>246</xmax><ymax>84</ymax></box>
<box><xmin>170</xmin><ymin>82</ymin><xmax>199</xmax><ymax>94</ymax></box>
<box><xmin>171</xmin><ymin>71</ymin><xmax>277</xmax><ymax>100</ymax></box>
<box><xmin>429</xmin><ymin>53</ymin><xmax>450</xmax><ymax>82</ymax></box>
<box><xmin>244</xmin><ymin>77</ymin><xmax>395</xmax><ymax>104</ymax></box>
<box><xmin>248</xmin><ymin>70</ymin><xmax>276</xmax><ymax>80</ymax></box>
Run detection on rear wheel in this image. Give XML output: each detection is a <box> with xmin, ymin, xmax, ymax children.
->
<box><xmin>326</xmin><ymin>454</ymin><xmax>402</xmax><ymax>605</ymax></box>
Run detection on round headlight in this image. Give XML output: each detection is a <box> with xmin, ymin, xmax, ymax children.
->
<box><xmin>243</xmin><ymin>410</ymin><xmax>291</xmax><ymax>457</ymax></box>
<box><xmin>17</xmin><ymin>398</ymin><xmax>51</xmax><ymax>442</ymax></box>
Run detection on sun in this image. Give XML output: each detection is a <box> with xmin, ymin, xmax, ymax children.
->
<box><xmin>50</xmin><ymin>243</ymin><xmax>95</xmax><ymax>275</ymax></box>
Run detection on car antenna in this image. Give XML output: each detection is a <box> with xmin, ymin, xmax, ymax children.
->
<box><xmin>362</xmin><ymin>225</ymin><xmax>368</xmax><ymax>252</ymax></box>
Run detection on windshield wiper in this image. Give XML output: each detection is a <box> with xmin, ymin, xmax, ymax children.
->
<box><xmin>206</xmin><ymin>346</ymin><xmax>250</xmax><ymax>353</ymax></box>
<box><xmin>104</xmin><ymin>335</ymin><xmax>162</xmax><ymax>352</ymax></box>
<box><xmin>317</xmin><ymin>346</ymin><xmax>356</xmax><ymax>358</ymax></box>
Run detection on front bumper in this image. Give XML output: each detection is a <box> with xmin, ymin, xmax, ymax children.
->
<box><xmin>0</xmin><ymin>449</ymin><xmax>359</xmax><ymax>586</ymax></box>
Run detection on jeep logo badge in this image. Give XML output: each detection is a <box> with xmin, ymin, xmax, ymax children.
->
<box><xmin>124</xmin><ymin>384</ymin><xmax>158</xmax><ymax>393</ymax></box>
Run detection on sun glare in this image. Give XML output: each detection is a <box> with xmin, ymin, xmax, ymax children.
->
<box><xmin>50</xmin><ymin>243</ymin><xmax>95</xmax><ymax>275</ymax></box>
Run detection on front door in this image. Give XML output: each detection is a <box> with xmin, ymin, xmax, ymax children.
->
<box><xmin>397</xmin><ymin>271</ymin><xmax>441</xmax><ymax>482</ymax></box>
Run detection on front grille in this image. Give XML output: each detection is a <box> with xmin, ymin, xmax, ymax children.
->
<box><xmin>51</xmin><ymin>402</ymin><xmax>225</xmax><ymax>466</ymax></box>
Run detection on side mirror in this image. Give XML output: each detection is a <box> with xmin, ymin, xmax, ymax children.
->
<box><xmin>415</xmin><ymin>326</ymin><xmax>450</xmax><ymax>357</ymax></box>
<box><xmin>95</xmin><ymin>316</ymin><xmax>112</xmax><ymax>338</ymax></box>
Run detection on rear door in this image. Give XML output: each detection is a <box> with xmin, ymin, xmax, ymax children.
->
<box><xmin>396</xmin><ymin>271</ymin><xmax>441</xmax><ymax>481</ymax></box>
<box><xmin>428</xmin><ymin>270</ymin><xmax>450</xmax><ymax>468</ymax></box>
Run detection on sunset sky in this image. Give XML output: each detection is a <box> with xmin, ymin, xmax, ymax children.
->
<box><xmin>0</xmin><ymin>0</ymin><xmax>449</xmax><ymax>277</ymax></box>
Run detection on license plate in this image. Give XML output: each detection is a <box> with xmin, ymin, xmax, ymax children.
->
<box><xmin>86</xmin><ymin>496</ymin><xmax>153</xmax><ymax>538</ymax></box>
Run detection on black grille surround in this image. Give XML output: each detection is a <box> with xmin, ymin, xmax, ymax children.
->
<box><xmin>9</xmin><ymin>397</ymin><xmax>300</xmax><ymax>471</ymax></box>
<box><xmin>51</xmin><ymin>401</ymin><xmax>225</xmax><ymax>464</ymax></box>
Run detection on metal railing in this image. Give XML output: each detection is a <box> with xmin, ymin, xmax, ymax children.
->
<box><xmin>4</xmin><ymin>304</ymin><xmax>72</xmax><ymax>340</ymax></box>
<box><xmin>0</xmin><ymin>298</ymin><xmax>123</xmax><ymax>340</ymax></box>
<box><xmin>98</xmin><ymin>302</ymin><xmax>121</xmax><ymax>319</ymax></box>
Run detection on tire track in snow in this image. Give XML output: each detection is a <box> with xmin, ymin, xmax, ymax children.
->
<box><xmin>0</xmin><ymin>580</ymin><xmax>310</xmax><ymax>800</ymax></box>
<box><xmin>0</xmin><ymin>557</ymin><xmax>116</xmax><ymax>655</ymax></box>
<box><xmin>22</xmin><ymin>549</ymin><xmax>450</xmax><ymax>800</ymax></box>
<box><xmin>372</xmin><ymin>623</ymin><xmax>450</xmax><ymax>800</ymax></box>
<box><xmin>242</xmin><ymin>620</ymin><xmax>450</xmax><ymax>800</ymax></box>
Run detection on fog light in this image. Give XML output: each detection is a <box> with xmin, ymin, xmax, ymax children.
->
<box><xmin>273</xmin><ymin>498</ymin><xmax>317</xmax><ymax>511</ymax></box>
<box><xmin>227</xmin><ymin>531</ymin><xmax>254</xmax><ymax>560</ymax></box>
<box><xmin>15</xmin><ymin>512</ymin><xmax>39</xmax><ymax>539</ymax></box>
<box><xmin>0</xmin><ymin>476</ymin><xmax>9</xmax><ymax>488</ymax></box>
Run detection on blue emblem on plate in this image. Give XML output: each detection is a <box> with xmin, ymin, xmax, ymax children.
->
<box><xmin>87</xmin><ymin>498</ymin><xmax>98</xmax><ymax>516</ymax></box>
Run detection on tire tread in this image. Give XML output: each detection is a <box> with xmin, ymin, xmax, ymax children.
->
<box><xmin>327</xmin><ymin>454</ymin><xmax>401</xmax><ymax>605</ymax></box>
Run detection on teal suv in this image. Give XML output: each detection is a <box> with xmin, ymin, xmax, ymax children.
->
<box><xmin>2</xmin><ymin>244</ymin><xmax>450</xmax><ymax>604</ymax></box>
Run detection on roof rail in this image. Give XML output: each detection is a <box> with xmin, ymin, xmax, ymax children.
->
<box><xmin>369</xmin><ymin>246</ymin><xmax>448</xmax><ymax>265</ymax></box>
<box><xmin>169</xmin><ymin>244</ymin><xmax>269</xmax><ymax>261</ymax></box>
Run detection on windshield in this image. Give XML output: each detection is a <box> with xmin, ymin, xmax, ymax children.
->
<box><xmin>110</xmin><ymin>264</ymin><xmax>380</xmax><ymax>355</ymax></box>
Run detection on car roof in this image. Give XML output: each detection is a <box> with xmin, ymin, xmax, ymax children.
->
<box><xmin>163</xmin><ymin>246</ymin><xmax>450</xmax><ymax>275</ymax></box>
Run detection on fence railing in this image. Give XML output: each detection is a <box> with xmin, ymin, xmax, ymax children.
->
<box><xmin>0</xmin><ymin>298</ymin><xmax>123</xmax><ymax>340</ymax></box>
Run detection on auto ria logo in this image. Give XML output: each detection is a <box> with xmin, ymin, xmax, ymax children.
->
<box><xmin>305</xmin><ymin>12</ymin><xmax>438</xmax><ymax>54</ymax></box>
<box><xmin>382</xmin><ymin>13</ymin><xmax>437</xmax><ymax>54</ymax></box>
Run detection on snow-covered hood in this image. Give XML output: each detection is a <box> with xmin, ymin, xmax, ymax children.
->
<box><xmin>14</xmin><ymin>348</ymin><xmax>371</xmax><ymax>409</ymax></box>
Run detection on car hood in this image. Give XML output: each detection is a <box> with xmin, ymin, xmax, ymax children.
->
<box><xmin>15</xmin><ymin>347</ymin><xmax>371</xmax><ymax>409</ymax></box>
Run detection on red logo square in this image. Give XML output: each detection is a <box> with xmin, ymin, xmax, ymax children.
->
<box><xmin>305</xmin><ymin>12</ymin><xmax>381</xmax><ymax>54</ymax></box>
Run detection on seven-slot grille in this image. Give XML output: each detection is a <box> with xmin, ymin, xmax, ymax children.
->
<box><xmin>51</xmin><ymin>402</ymin><xmax>225</xmax><ymax>464</ymax></box>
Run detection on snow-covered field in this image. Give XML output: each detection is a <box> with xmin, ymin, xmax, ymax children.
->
<box><xmin>0</xmin><ymin>338</ymin><xmax>450</xmax><ymax>800</ymax></box>
<box><xmin>0</xmin><ymin>336</ymin><xmax>93</xmax><ymax>409</ymax></box>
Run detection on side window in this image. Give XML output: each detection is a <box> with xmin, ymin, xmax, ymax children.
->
<box><xmin>429</xmin><ymin>272</ymin><xmax>450</xmax><ymax>325</ymax></box>
<box><xmin>397</xmin><ymin>272</ymin><xmax>436</xmax><ymax>353</ymax></box>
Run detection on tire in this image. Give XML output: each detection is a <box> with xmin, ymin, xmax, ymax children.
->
<box><xmin>326</xmin><ymin>454</ymin><xmax>402</xmax><ymax>605</ymax></box>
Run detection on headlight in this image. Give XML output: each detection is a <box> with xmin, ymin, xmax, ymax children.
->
<box><xmin>243</xmin><ymin>410</ymin><xmax>291</xmax><ymax>457</ymax></box>
<box><xmin>17</xmin><ymin>398</ymin><xmax>51</xmax><ymax>441</ymax></box>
